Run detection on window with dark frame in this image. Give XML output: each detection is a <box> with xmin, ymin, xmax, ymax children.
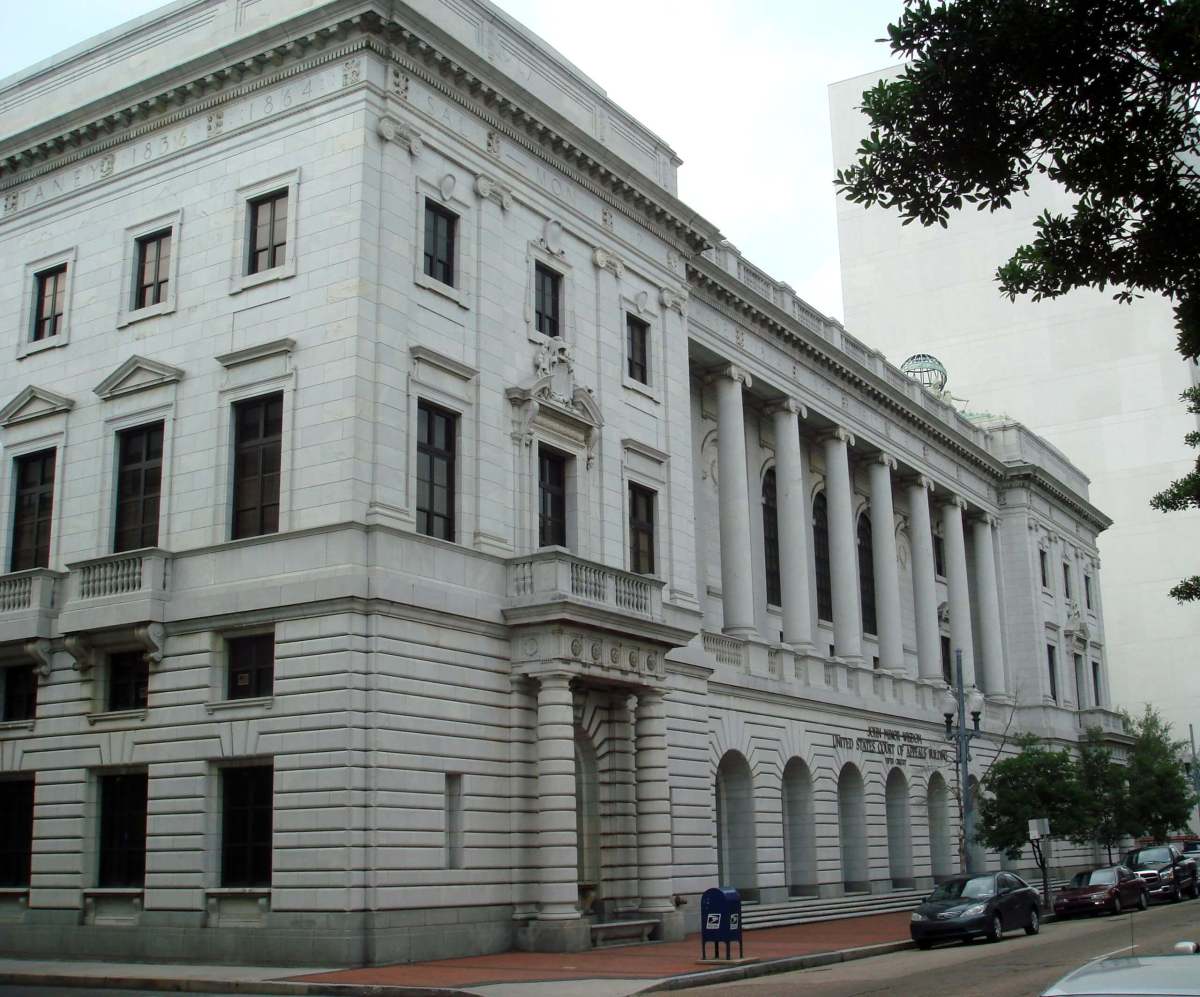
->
<box><xmin>0</xmin><ymin>779</ymin><xmax>34</xmax><ymax>888</ymax></box>
<box><xmin>538</xmin><ymin>447</ymin><xmax>567</xmax><ymax>548</ymax></box>
<box><xmin>1047</xmin><ymin>644</ymin><xmax>1058</xmax><ymax>702</ymax></box>
<box><xmin>941</xmin><ymin>635</ymin><xmax>952</xmax><ymax>684</ymax></box>
<box><xmin>247</xmin><ymin>190</ymin><xmax>288</xmax><ymax>274</ymax></box>
<box><xmin>762</xmin><ymin>469</ymin><xmax>781</xmax><ymax>606</ymax></box>
<box><xmin>134</xmin><ymin>230</ymin><xmax>171</xmax><ymax>309</ymax></box>
<box><xmin>32</xmin><ymin>264</ymin><xmax>67</xmax><ymax>341</ymax></box>
<box><xmin>1039</xmin><ymin>549</ymin><xmax>1050</xmax><ymax>588</ymax></box>
<box><xmin>628</xmin><ymin>483</ymin><xmax>656</xmax><ymax>575</ymax></box>
<box><xmin>626</xmin><ymin>313</ymin><xmax>649</xmax><ymax>384</ymax></box>
<box><xmin>933</xmin><ymin>531</ymin><xmax>946</xmax><ymax>577</ymax></box>
<box><xmin>107</xmin><ymin>651</ymin><xmax>148</xmax><ymax>712</ymax></box>
<box><xmin>1092</xmin><ymin>660</ymin><xmax>1102</xmax><ymax>705</ymax></box>
<box><xmin>534</xmin><ymin>263</ymin><xmax>561</xmax><ymax>338</ymax></box>
<box><xmin>227</xmin><ymin>633</ymin><xmax>275</xmax><ymax>700</ymax></box>
<box><xmin>221</xmin><ymin>765</ymin><xmax>273</xmax><ymax>888</ymax></box>
<box><xmin>422</xmin><ymin>200</ymin><xmax>457</xmax><ymax>287</ymax></box>
<box><xmin>1084</xmin><ymin>575</ymin><xmax>1093</xmax><ymax>610</ymax></box>
<box><xmin>812</xmin><ymin>492</ymin><xmax>833</xmax><ymax>622</ymax></box>
<box><xmin>3</xmin><ymin>666</ymin><xmax>37</xmax><ymax>722</ymax></box>
<box><xmin>11</xmin><ymin>450</ymin><xmax>55</xmax><ymax>573</ymax></box>
<box><xmin>232</xmin><ymin>394</ymin><xmax>283</xmax><ymax>540</ymax></box>
<box><xmin>416</xmin><ymin>402</ymin><xmax>456</xmax><ymax>542</ymax></box>
<box><xmin>114</xmin><ymin>423</ymin><xmax>163</xmax><ymax>553</ymax></box>
<box><xmin>1062</xmin><ymin>563</ymin><xmax>1072</xmax><ymax>600</ymax></box>
<box><xmin>97</xmin><ymin>771</ymin><xmax>148</xmax><ymax>888</ymax></box>
<box><xmin>857</xmin><ymin>514</ymin><xmax>877</xmax><ymax>635</ymax></box>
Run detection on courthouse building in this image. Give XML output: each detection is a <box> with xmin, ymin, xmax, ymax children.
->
<box><xmin>0</xmin><ymin>0</ymin><xmax>1121</xmax><ymax>965</ymax></box>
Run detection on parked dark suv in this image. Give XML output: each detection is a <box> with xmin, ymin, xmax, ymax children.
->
<box><xmin>1121</xmin><ymin>844</ymin><xmax>1199</xmax><ymax>903</ymax></box>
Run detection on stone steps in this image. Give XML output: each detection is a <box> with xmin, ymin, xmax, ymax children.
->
<box><xmin>741</xmin><ymin>890</ymin><xmax>927</xmax><ymax>930</ymax></box>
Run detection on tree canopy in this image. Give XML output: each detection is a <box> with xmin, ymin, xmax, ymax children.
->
<box><xmin>835</xmin><ymin>0</ymin><xmax>1200</xmax><ymax>601</ymax></box>
<box><xmin>1123</xmin><ymin>705</ymin><xmax>1198</xmax><ymax>840</ymax></box>
<box><xmin>1070</xmin><ymin>727</ymin><xmax>1129</xmax><ymax>863</ymax></box>
<box><xmin>975</xmin><ymin>734</ymin><xmax>1082</xmax><ymax>858</ymax></box>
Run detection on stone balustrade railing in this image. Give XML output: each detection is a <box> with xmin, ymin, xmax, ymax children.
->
<box><xmin>0</xmin><ymin>569</ymin><xmax>60</xmax><ymax>614</ymax></box>
<box><xmin>1076</xmin><ymin>707</ymin><xmax>1127</xmax><ymax>736</ymax></box>
<box><xmin>702</xmin><ymin>631</ymin><xmax>747</xmax><ymax>670</ymax></box>
<box><xmin>506</xmin><ymin>548</ymin><xmax>663</xmax><ymax>620</ymax></box>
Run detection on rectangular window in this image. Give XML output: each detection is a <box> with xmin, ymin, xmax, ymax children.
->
<box><xmin>0</xmin><ymin>779</ymin><xmax>34</xmax><ymax>887</ymax></box>
<box><xmin>114</xmin><ymin>423</ymin><xmax>163</xmax><ymax>553</ymax></box>
<box><xmin>628</xmin><ymin>483</ymin><xmax>656</xmax><ymax>575</ymax></box>
<box><xmin>1039</xmin><ymin>549</ymin><xmax>1049</xmax><ymax>589</ymax></box>
<box><xmin>97</xmin><ymin>772</ymin><xmax>148</xmax><ymax>888</ymax></box>
<box><xmin>1092</xmin><ymin>660</ymin><xmax>1102</xmax><ymax>706</ymax></box>
<box><xmin>247</xmin><ymin>191</ymin><xmax>288</xmax><ymax>274</ymax></box>
<box><xmin>107</xmin><ymin>651</ymin><xmax>148</xmax><ymax>712</ymax></box>
<box><xmin>1047</xmin><ymin>644</ymin><xmax>1058</xmax><ymax>702</ymax></box>
<box><xmin>444</xmin><ymin>772</ymin><xmax>463</xmax><ymax>870</ymax></box>
<box><xmin>538</xmin><ymin>447</ymin><xmax>567</xmax><ymax>547</ymax></box>
<box><xmin>232</xmin><ymin>394</ymin><xmax>283</xmax><ymax>540</ymax></box>
<box><xmin>626</xmin><ymin>313</ymin><xmax>649</xmax><ymax>384</ymax></box>
<box><xmin>227</xmin><ymin>633</ymin><xmax>274</xmax><ymax>700</ymax></box>
<box><xmin>32</xmin><ymin>264</ymin><xmax>67</xmax><ymax>341</ymax></box>
<box><xmin>422</xmin><ymin>201</ymin><xmax>457</xmax><ymax>287</ymax></box>
<box><xmin>1062</xmin><ymin>563</ymin><xmax>1072</xmax><ymax>600</ymax></box>
<box><xmin>534</xmin><ymin>264</ymin><xmax>561</xmax><ymax>338</ymax></box>
<box><xmin>762</xmin><ymin>470</ymin><xmax>781</xmax><ymax>606</ymax></box>
<box><xmin>2</xmin><ymin>666</ymin><xmax>37</xmax><ymax>722</ymax></box>
<box><xmin>940</xmin><ymin>635</ymin><xmax>952</xmax><ymax>684</ymax></box>
<box><xmin>11</xmin><ymin>450</ymin><xmax>55</xmax><ymax>572</ymax></box>
<box><xmin>416</xmin><ymin>402</ymin><xmax>456</xmax><ymax>542</ymax></box>
<box><xmin>221</xmin><ymin>765</ymin><xmax>273</xmax><ymax>888</ymax></box>
<box><xmin>933</xmin><ymin>533</ymin><xmax>946</xmax><ymax>577</ymax></box>
<box><xmin>1084</xmin><ymin>575</ymin><xmax>1093</xmax><ymax>610</ymax></box>
<box><xmin>134</xmin><ymin>230</ymin><xmax>171</xmax><ymax>309</ymax></box>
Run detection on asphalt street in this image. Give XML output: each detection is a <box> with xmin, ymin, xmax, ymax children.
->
<box><xmin>690</xmin><ymin>899</ymin><xmax>1200</xmax><ymax>997</ymax></box>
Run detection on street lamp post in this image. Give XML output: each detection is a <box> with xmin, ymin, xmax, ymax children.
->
<box><xmin>942</xmin><ymin>650</ymin><xmax>984</xmax><ymax>874</ymax></box>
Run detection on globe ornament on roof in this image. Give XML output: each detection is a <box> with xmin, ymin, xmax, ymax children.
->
<box><xmin>900</xmin><ymin>353</ymin><xmax>949</xmax><ymax>393</ymax></box>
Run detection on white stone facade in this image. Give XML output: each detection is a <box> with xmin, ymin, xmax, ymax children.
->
<box><xmin>0</xmin><ymin>0</ymin><xmax>1119</xmax><ymax>965</ymax></box>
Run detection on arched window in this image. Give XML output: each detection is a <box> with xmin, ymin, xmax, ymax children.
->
<box><xmin>857</xmin><ymin>513</ymin><xmax>877</xmax><ymax>635</ymax></box>
<box><xmin>762</xmin><ymin>469</ymin><xmax>781</xmax><ymax>606</ymax></box>
<box><xmin>813</xmin><ymin>492</ymin><xmax>833</xmax><ymax>622</ymax></box>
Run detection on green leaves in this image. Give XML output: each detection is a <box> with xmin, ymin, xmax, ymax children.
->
<box><xmin>976</xmin><ymin>735</ymin><xmax>1083</xmax><ymax>859</ymax></box>
<box><xmin>1123</xmin><ymin>706</ymin><xmax>1198</xmax><ymax>840</ymax></box>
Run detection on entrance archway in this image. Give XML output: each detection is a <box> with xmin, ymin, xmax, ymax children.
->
<box><xmin>782</xmin><ymin>758</ymin><xmax>817</xmax><ymax>896</ymax></box>
<box><xmin>837</xmin><ymin>763</ymin><xmax>868</xmax><ymax>892</ymax></box>
<box><xmin>885</xmin><ymin>767</ymin><xmax>913</xmax><ymax>887</ymax></box>
<box><xmin>715</xmin><ymin>751</ymin><xmax>757</xmax><ymax>896</ymax></box>
<box><xmin>927</xmin><ymin>771</ymin><xmax>953</xmax><ymax>881</ymax></box>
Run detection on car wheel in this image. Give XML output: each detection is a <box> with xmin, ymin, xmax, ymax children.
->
<box><xmin>1137</xmin><ymin>891</ymin><xmax>1148</xmax><ymax>911</ymax></box>
<box><xmin>916</xmin><ymin>940</ymin><xmax>932</xmax><ymax>951</ymax></box>
<box><xmin>1173</xmin><ymin>885</ymin><xmax>1182</xmax><ymax>903</ymax></box>
<box><xmin>987</xmin><ymin>912</ymin><xmax>1003</xmax><ymax>942</ymax></box>
<box><xmin>1112</xmin><ymin>895</ymin><xmax>1122</xmax><ymax>915</ymax></box>
<box><xmin>1189</xmin><ymin>879</ymin><xmax>1199</xmax><ymax>900</ymax></box>
<box><xmin>1025</xmin><ymin>906</ymin><xmax>1040</xmax><ymax>935</ymax></box>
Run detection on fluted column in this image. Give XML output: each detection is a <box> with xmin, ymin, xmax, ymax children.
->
<box><xmin>823</xmin><ymin>428</ymin><xmax>861</xmax><ymax>664</ymax></box>
<box><xmin>770</xmin><ymin>400</ymin><xmax>813</xmax><ymax>651</ymax></box>
<box><xmin>536</xmin><ymin>673</ymin><xmax>579</xmax><ymax>919</ymax></box>
<box><xmin>907</xmin><ymin>476</ymin><xmax>942</xmax><ymax>682</ymax></box>
<box><xmin>714</xmin><ymin>365</ymin><xmax>756</xmax><ymax>638</ymax></box>
<box><xmin>971</xmin><ymin>515</ymin><xmax>1006</xmax><ymax>697</ymax></box>
<box><xmin>941</xmin><ymin>496</ymin><xmax>977</xmax><ymax>688</ymax></box>
<box><xmin>635</xmin><ymin>689</ymin><xmax>674</xmax><ymax>914</ymax></box>
<box><xmin>868</xmin><ymin>454</ymin><xmax>905</xmax><ymax>672</ymax></box>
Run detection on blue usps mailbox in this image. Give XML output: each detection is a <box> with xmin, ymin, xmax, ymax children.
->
<box><xmin>700</xmin><ymin>887</ymin><xmax>743</xmax><ymax>960</ymax></box>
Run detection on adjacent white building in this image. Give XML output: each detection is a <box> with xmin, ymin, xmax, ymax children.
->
<box><xmin>830</xmin><ymin>67</ymin><xmax>1200</xmax><ymax>738</ymax></box>
<box><xmin>0</xmin><ymin>0</ymin><xmax>1121</xmax><ymax>965</ymax></box>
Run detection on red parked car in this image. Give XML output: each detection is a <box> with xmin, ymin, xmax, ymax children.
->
<box><xmin>1053</xmin><ymin>865</ymin><xmax>1148</xmax><ymax>918</ymax></box>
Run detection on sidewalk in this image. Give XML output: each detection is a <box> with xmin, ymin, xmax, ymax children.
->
<box><xmin>0</xmin><ymin>910</ymin><xmax>914</xmax><ymax>996</ymax></box>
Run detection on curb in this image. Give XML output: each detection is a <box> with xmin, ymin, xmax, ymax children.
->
<box><xmin>0</xmin><ymin>973</ymin><xmax>473</xmax><ymax>997</ymax></box>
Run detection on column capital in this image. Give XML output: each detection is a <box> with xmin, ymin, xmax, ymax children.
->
<box><xmin>659</xmin><ymin>285</ymin><xmax>688</xmax><ymax>313</ymax></box>
<box><xmin>537</xmin><ymin>671</ymin><xmax>574</xmax><ymax>692</ymax></box>
<box><xmin>971</xmin><ymin>512</ymin><xmax>1000</xmax><ymax>528</ymax></box>
<box><xmin>705</xmin><ymin>363</ymin><xmax>753</xmax><ymax>389</ymax></box>
<box><xmin>873</xmin><ymin>452</ymin><xmax>898</xmax><ymax>471</ymax></box>
<box><xmin>906</xmin><ymin>474</ymin><xmax>936</xmax><ymax>493</ymax></box>
<box><xmin>636</xmin><ymin>687</ymin><xmax>666</xmax><ymax>709</ymax></box>
<box><xmin>592</xmin><ymin>246</ymin><xmax>626</xmax><ymax>278</ymax></box>
<box><xmin>819</xmin><ymin>426</ymin><xmax>855</xmax><ymax>447</ymax></box>
<box><xmin>766</xmin><ymin>397</ymin><xmax>807</xmax><ymax>419</ymax></box>
<box><xmin>940</xmin><ymin>493</ymin><xmax>968</xmax><ymax>511</ymax></box>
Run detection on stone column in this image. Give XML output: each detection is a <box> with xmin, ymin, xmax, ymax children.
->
<box><xmin>714</xmin><ymin>365</ymin><xmax>756</xmax><ymax>638</ymax></box>
<box><xmin>770</xmin><ymin>400</ymin><xmax>813</xmax><ymax>652</ymax></box>
<box><xmin>906</xmin><ymin>476</ymin><xmax>942</xmax><ymax>682</ymax></box>
<box><xmin>868</xmin><ymin>454</ymin><xmax>905</xmax><ymax>672</ymax></box>
<box><xmin>971</xmin><ymin>515</ymin><xmax>1007</xmax><ymax>697</ymax></box>
<box><xmin>635</xmin><ymin>689</ymin><xmax>683</xmax><ymax>938</ymax></box>
<box><xmin>535</xmin><ymin>673</ymin><xmax>579</xmax><ymax>921</ymax></box>
<box><xmin>941</xmin><ymin>496</ymin><xmax>977</xmax><ymax>688</ymax></box>
<box><xmin>823</xmin><ymin>428</ymin><xmax>862</xmax><ymax>664</ymax></box>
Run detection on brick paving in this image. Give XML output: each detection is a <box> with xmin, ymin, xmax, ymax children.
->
<box><xmin>289</xmin><ymin>911</ymin><xmax>912</xmax><ymax>990</ymax></box>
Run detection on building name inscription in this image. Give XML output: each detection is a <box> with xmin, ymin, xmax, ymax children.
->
<box><xmin>833</xmin><ymin>726</ymin><xmax>953</xmax><ymax>765</ymax></box>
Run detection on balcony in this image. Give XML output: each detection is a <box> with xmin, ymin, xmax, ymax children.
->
<box><xmin>0</xmin><ymin>568</ymin><xmax>64</xmax><ymax>645</ymax></box>
<box><xmin>58</xmin><ymin>549</ymin><xmax>172</xmax><ymax>634</ymax></box>
<box><xmin>1076</xmin><ymin>707</ymin><xmax>1128</xmax><ymax>738</ymax></box>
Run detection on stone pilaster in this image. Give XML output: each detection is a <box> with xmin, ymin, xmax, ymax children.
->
<box><xmin>635</xmin><ymin>689</ymin><xmax>684</xmax><ymax>939</ymax></box>
<box><xmin>713</xmin><ymin>365</ymin><xmax>756</xmax><ymax>638</ymax></box>
<box><xmin>972</xmin><ymin>515</ymin><xmax>1007</xmax><ymax>697</ymax></box>
<box><xmin>822</xmin><ymin>428</ymin><xmax>861</xmax><ymax>664</ymax></box>
<box><xmin>535</xmin><ymin>673</ymin><xmax>580</xmax><ymax>920</ymax></box>
<box><xmin>769</xmin><ymin>399</ymin><xmax>813</xmax><ymax>651</ymax></box>
<box><xmin>906</xmin><ymin>476</ymin><xmax>942</xmax><ymax>682</ymax></box>
<box><xmin>941</xmin><ymin>496</ymin><xmax>977</xmax><ymax>688</ymax></box>
<box><xmin>868</xmin><ymin>454</ymin><xmax>905</xmax><ymax>673</ymax></box>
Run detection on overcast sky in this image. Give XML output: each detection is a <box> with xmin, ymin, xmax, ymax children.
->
<box><xmin>0</xmin><ymin>1</ymin><xmax>905</xmax><ymax>321</ymax></box>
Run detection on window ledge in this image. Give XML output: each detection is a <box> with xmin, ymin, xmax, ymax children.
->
<box><xmin>230</xmin><ymin>262</ymin><xmax>295</xmax><ymax>295</ymax></box>
<box><xmin>415</xmin><ymin>269</ymin><xmax>469</xmax><ymax>309</ymax></box>
<box><xmin>205</xmin><ymin>696</ymin><xmax>274</xmax><ymax>715</ymax></box>
<box><xmin>17</xmin><ymin>335</ymin><xmax>67</xmax><ymax>360</ymax></box>
<box><xmin>205</xmin><ymin>887</ymin><xmax>271</xmax><ymax>897</ymax></box>
<box><xmin>0</xmin><ymin>887</ymin><xmax>29</xmax><ymax>898</ymax></box>
<box><xmin>0</xmin><ymin>719</ymin><xmax>34</xmax><ymax>733</ymax></box>
<box><xmin>86</xmin><ymin>708</ymin><xmax>147</xmax><ymax>726</ymax></box>
<box><xmin>621</xmin><ymin>374</ymin><xmax>660</xmax><ymax>404</ymax></box>
<box><xmin>117</xmin><ymin>300</ymin><xmax>176</xmax><ymax>329</ymax></box>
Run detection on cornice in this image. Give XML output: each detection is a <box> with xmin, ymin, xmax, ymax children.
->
<box><xmin>1001</xmin><ymin>463</ymin><xmax>1112</xmax><ymax>534</ymax></box>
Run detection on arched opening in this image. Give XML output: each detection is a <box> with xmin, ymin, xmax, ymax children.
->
<box><xmin>575</xmin><ymin>730</ymin><xmax>601</xmax><ymax>912</ymax></box>
<box><xmin>715</xmin><ymin>751</ymin><xmax>757</xmax><ymax>897</ymax></box>
<box><xmin>762</xmin><ymin>469</ymin><xmax>781</xmax><ymax>606</ymax></box>
<box><xmin>837</xmin><ymin>763</ymin><xmax>868</xmax><ymax>892</ymax></box>
<box><xmin>782</xmin><ymin>758</ymin><xmax>817</xmax><ymax>897</ymax></box>
<box><xmin>885</xmin><ymin>767</ymin><xmax>913</xmax><ymax>887</ymax></box>
<box><xmin>813</xmin><ymin>492</ymin><xmax>833</xmax><ymax>623</ymax></box>
<box><xmin>966</xmin><ymin>775</ymin><xmax>986</xmax><ymax>873</ymax></box>
<box><xmin>927</xmin><ymin>772</ymin><xmax>953</xmax><ymax>881</ymax></box>
<box><xmin>857</xmin><ymin>513</ymin><xmax>877</xmax><ymax>637</ymax></box>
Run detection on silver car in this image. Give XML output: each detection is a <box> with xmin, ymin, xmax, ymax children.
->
<box><xmin>1041</xmin><ymin>944</ymin><xmax>1200</xmax><ymax>996</ymax></box>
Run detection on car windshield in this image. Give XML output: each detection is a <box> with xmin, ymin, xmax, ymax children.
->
<box><xmin>929</xmin><ymin>876</ymin><xmax>994</xmax><ymax>901</ymax></box>
<box><xmin>1127</xmin><ymin>846</ymin><xmax>1172</xmax><ymax>865</ymax></box>
<box><xmin>1070</xmin><ymin>869</ymin><xmax>1116</xmax><ymax>887</ymax></box>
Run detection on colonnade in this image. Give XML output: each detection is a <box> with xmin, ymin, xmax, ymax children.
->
<box><xmin>710</xmin><ymin>364</ymin><xmax>1007</xmax><ymax>695</ymax></box>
